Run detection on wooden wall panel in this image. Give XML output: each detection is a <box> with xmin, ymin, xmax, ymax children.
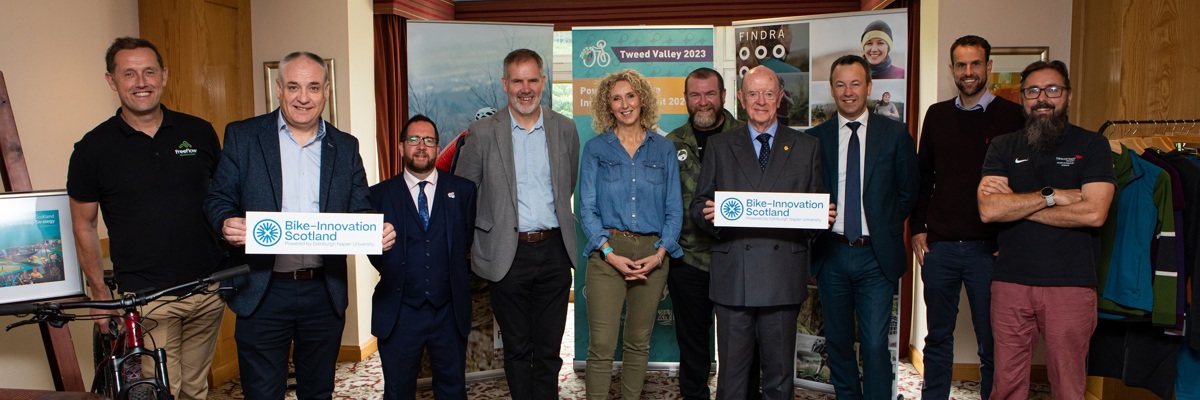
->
<box><xmin>139</xmin><ymin>0</ymin><xmax>254</xmax><ymax>144</ymax></box>
<box><xmin>453</xmin><ymin>0</ymin><xmax>860</xmax><ymax>30</ymax></box>
<box><xmin>1071</xmin><ymin>0</ymin><xmax>1200</xmax><ymax>132</ymax></box>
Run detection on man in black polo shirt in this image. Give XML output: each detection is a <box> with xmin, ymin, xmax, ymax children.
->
<box><xmin>67</xmin><ymin>37</ymin><xmax>224</xmax><ymax>400</ymax></box>
<box><xmin>911</xmin><ymin>35</ymin><xmax>1023</xmax><ymax>400</ymax></box>
<box><xmin>977</xmin><ymin>60</ymin><xmax>1115</xmax><ymax>400</ymax></box>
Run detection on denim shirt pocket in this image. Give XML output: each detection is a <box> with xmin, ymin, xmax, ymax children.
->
<box><xmin>642</xmin><ymin>160</ymin><xmax>666</xmax><ymax>184</ymax></box>
<box><xmin>600</xmin><ymin>159</ymin><xmax>622</xmax><ymax>183</ymax></box>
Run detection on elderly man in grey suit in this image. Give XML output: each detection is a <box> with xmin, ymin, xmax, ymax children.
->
<box><xmin>692</xmin><ymin>66</ymin><xmax>834</xmax><ymax>400</ymax></box>
<box><xmin>454</xmin><ymin>48</ymin><xmax>580</xmax><ymax>400</ymax></box>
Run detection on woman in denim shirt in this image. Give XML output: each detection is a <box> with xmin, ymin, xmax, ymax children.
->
<box><xmin>580</xmin><ymin>69</ymin><xmax>683</xmax><ymax>399</ymax></box>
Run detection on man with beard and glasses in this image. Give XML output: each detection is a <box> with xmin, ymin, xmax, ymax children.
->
<box><xmin>369</xmin><ymin>115</ymin><xmax>477</xmax><ymax>400</ymax></box>
<box><xmin>977</xmin><ymin>60</ymin><xmax>1116</xmax><ymax>400</ymax></box>
<box><xmin>666</xmin><ymin>67</ymin><xmax>762</xmax><ymax>400</ymax></box>
<box><xmin>911</xmin><ymin>35</ymin><xmax>1024</xmax><ymax>400</ymax></box>
<box><xmin>455</xmin><ymin>49</ymin><xmax>579</xmax><ymax>400</ymax></box>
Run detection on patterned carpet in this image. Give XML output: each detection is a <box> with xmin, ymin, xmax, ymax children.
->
<box><xmin>209</xmin><ymin>304</ymin><xmax>1051</xmax><ymax>399</ymax></box>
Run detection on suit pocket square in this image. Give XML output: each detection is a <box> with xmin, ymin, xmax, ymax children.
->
<box><xmin>448</xmin><ymin>192</ymin><xmax>456</xmax><ymax>198</ymax></box>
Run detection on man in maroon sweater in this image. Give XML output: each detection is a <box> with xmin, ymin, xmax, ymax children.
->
<box><xmin>911</xmin><ymin>35</ymin><xmax>1024</xmax><ymax>400</ymax></box>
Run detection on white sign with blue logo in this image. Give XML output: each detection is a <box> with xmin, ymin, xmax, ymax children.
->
<box><xmin>714</xmin><ymin>191</ymin><xmax>830</xmax><ymax>229</ymax></box>
<box><xmin>244</xmin><ymin>211</ymin><xmax>384</xmax><ymax>255</ymax></box>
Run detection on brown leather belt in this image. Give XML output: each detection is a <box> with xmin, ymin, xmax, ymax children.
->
<box><xmin>606</xmin><ymin>228</ymin><xmax>655</xmax><ymax>237</ymax></box>
<box><xmin>831</xmin><ymin>234</ymin><xmax>871</xmax><ymax>247</ymax></box>
<box><xmin>271</xmin><ymin>268</ymin><xmax>324</xmax><ymax>280</ymax></box>
<box><xmin>517</xmin><ymin>228</ymin><xmax>560</xmax><ymax>243</ymax></box>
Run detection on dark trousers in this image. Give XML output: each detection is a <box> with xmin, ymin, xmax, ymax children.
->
<box><xmin>920</xmin><ymin>240</ymin><xmax>995</xmax><ymax>400</ymax></box>
<box><xmin>235</xmin><ymin>278</ymin><xmax>344</xmax><ymax>400</ymax></box>
<box><xmin>714</xmin><ymin>304</ymin><xmax>798</xmax><ymax>400</ymax></box>
<box><xmin>817</xmin><ymin>244</ymin><xmax>896</xmax><ymax>400</ymax></box>
<box><xmin>490</xmin><ymin>236</ymin><xmax>572</xmax><ymax>400</ymax></box>
<box><xmin>379</xmin><ymin>301</ymin><xmax>467</xmax><ymax>400</ymax></box>
<box><xmin>668</xmin><ymin>259</ymin><xmax>761</xmax><ymax>400</ymax></box>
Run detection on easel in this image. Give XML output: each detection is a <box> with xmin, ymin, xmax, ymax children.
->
<box><xmin>0</xmin><ymin>71</ymin><xmax>87</xmax><ymax>392</ymax></box>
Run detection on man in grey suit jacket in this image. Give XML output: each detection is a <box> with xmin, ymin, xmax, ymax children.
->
<box><xmin>806</xmin><ymin>55</ymin><xmax>919</xmax><ymax>400</ymax></box>
<box><xmin>691</xmin><ymin>66</ymin><xmax>833</xmax><ymax>400</ymax></box>
<box><xmin>454</xmin><ymin>49</ymin><xmax>580</xmax><ymax>400</ymax></box>
<box><xmin>204</xmin><ymin>52</ymin><xmax>396</xmax><ymax>400</ymax></box>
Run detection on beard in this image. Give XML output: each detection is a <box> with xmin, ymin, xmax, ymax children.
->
<box><xmin>688</xmin><ymin>106</ymin><xmax>721</xmax><ymax>130</ymax></box>
<box><xmin>1023</xmin><ymin>101</ymin><xmax>1069</xmax><ymax>153</ymax></box>
<box><xmin>954</xmin><ymin>73</ymin><xmax>988</xmax><ymax>97</ymax></box>
<box><xmin>405</xmin><ymin>150</ymin><xmax>435</xmax><ymax>175</ymax></box>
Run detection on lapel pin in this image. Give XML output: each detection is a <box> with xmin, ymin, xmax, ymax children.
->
<box><xmin>783</xmin><ymin>145</ymin><xmax>790</xmax><ymax>151</ymax></box>
<box><xmin>448</xmin><ymin>192</ymin><xmax>456</xmax><ymax>198</ymax></box>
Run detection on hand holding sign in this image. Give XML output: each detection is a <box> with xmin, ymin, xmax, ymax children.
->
<box><xmin>223</xmin><ymin>217</ymin><xmax>247</xmax><ymax>246</ymax></box>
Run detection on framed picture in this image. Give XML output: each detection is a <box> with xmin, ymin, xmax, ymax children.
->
<box><xmin>988</xmin><ymin>47</ymin><xmax>1049</xmax><ymax>103</ymax></box>
<box><xmin>0</xmin><ymin>191</ymin><xmax>84</xmax><ymax>305</ymax></box>
<box><xmin>263</xmin><ymin>58</ymin><xmax>338</xmax><ymax>127</ymax></box>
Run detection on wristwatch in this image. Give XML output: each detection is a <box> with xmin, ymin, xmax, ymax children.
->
<box><xmin>1041</xmin><ymin>187</ymin><xmax>1055</xmax><ymax>207</ymax></box>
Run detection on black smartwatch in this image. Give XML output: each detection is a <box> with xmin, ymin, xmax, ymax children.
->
<box><xmin>1041</xmin><ymin>187</ymin><xmax>1055</xmax><ymax>207</ymax></box>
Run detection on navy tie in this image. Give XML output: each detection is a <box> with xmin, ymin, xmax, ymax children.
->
<box><xmin>417</xmin><ymin>181</ymin><xmax>430</xmax><ymax>230</ymax></box>
<box><xmin>756</xmin><ymin>133</ymin><xmax>772</xmax><ymax>171</ymax></box>
<box><xmin>844</xmin><ymin>122</ymin><xmax>863</xmax><ymax>242</ymax></box>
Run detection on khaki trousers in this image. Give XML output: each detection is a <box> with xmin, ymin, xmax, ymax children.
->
<box><xmin>584</xmin><ymin>234</ymin><xmax>669</xmax><ymax>399</ymax></box>
<box><xmin>140</xmin><ymin>291</ymin><xmax>226</xmax><ymax>400</ymax></box>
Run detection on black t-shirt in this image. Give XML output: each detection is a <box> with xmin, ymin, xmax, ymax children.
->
<box><xmin>693</xmin><ymin>124</ymin><xmax>723</xmax><ymax>159</ymax></box>
<box><xmin>67</xmin><ymin>106</ymin><xmax>224</xmax><ymax>293</ymax></box>
<box><xmin>981</xmin><ymin>124</ymin><xmax>1117</xmax><ymax>287</ymax></box>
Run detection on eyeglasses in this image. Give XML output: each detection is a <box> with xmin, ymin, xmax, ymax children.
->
<box><xmin>1021</xmin><ymin>85</ymin><xmax>1068</xmax><ymax>99</ymax></box>
<box><xmin>744</xmin><ymin>90</ymin><xmax>778</xmax><ymax>101</ymax></box>
<box><xmin>405</xmin><ymin>136</ymin><xmax>438</xmax><ymax>147</ymax></box>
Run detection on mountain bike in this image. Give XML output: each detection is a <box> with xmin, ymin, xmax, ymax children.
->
<box><xmin>0</xmin><ymin>265</ymin><xmax>250</xmax><ymax>400</ymax></box>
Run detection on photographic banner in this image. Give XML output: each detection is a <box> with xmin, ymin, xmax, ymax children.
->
<box><xmin>734</xmin><ymin>9</ymin><xmax>908</xmax><ymax>129</ymax></box>
<box><xmin>735</xmin><ymin>9</ymin><xmax>907</xmax><ymax>396</ymax></box>
<box><xmin>571</xmin><ymin>26</ymin><xmax>714</xmax><ymax>368</ymax></box>
<box><xmin>405</xmin><ymin>20</ymin><xmax>555</xmax><ymax>382</ymax></box>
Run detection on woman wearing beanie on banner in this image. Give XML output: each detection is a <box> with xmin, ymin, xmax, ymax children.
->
<box><xmin>579</xmin><ymin>68</ymin><xmax>683</xmax><ymax>399</ymax></box>
<box><xmin>862</xmin><ymin>20</ymin><xmax>906</xmax><ymax>79</ymax></box>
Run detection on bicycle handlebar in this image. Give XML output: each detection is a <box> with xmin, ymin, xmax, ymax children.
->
<box><xmin>0</xmin><ymin>265</ymin><xmax>251</xmax><ymax>317</ymax></box>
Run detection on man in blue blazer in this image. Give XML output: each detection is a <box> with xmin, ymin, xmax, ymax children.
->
<box><xmin>204</xmin><ymin>52</ymin><xmax>395</xmax><ymax>400</ymax></box>
<box><xmin>807</xmin><ymin>55</ymin><xmax>919</xmax><ymax>400</ymax></box>
<box><xmin>368</xmin><ymin>115</ymin><xmax>477</xmax><ymax>400</ymax></box>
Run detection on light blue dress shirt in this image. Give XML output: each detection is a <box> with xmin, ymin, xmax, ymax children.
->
<box><xmin>511</xmin><ymin>109</ymin><xmax>559</xmax><ymax>231</ymax></box>
<box><xmin>748</xmin><ymin>121</ymin><xmax>778</xmax><ymax>158</ymax></box>
<box><xmin>954</xmin><ymin>89</ymin><xmax>997</xmax><ymax>111</ymax></box>
<box><xmin>275</xmin><ymin>114</ymin><xmax>326</xmax><ymax>271</ymax></box>
<box><xmin>579</xmin><ymin>130</ymin><xmax>683</xmax><ymax>258</ymax></box>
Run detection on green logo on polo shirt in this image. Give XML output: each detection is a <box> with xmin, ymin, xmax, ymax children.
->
<box><xmin>175</xmin><ymin>140</ymin><xmax>198</xmax><ymax>157</ymax></box>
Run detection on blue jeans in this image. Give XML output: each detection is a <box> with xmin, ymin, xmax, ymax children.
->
<box><xmin>920</xmin><ymin>240</ymin><xmax>996</xmax><ymax>400</ymax></box>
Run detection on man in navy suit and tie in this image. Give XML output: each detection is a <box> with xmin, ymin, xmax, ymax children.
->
<box><xmin>369</xmin><ymin>115</ymin><xmax>477</xmax><ymax>400</ymax></box>
<box><xmin>205</xmin><ymin>51</ymin><xmax>396</xmax><ymax>400</ymax></box>
<box><xmin>807</xmin><ymin>55</ymin><xmax>919</xmax><ymax>399</ymax></box>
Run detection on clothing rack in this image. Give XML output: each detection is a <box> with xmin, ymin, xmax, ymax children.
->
<box><xmin>1099</xmin><ymin>119</ymin><xmax>1200</xmax><ymax>154</ymax></box>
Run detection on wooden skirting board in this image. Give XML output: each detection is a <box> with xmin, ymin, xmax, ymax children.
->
<box><xmin>338</xmin><ymin>337</ymin><xmax>379</xmax><ymax>363</ymax></box>
<box><xmin>909</xmin><ymin>344</ymin><xmax>1049</xmax><ymax>383</ymax></box>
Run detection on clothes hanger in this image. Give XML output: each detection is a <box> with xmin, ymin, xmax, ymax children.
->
<box><xmin>1119</xmin><ymin>122</ymin><xmax>1147</xmax><ymax>155</ymax></box>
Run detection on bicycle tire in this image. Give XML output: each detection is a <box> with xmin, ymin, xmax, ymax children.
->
<box><xmin>91</xmin><ymin>325</ymin><xmax>117</xmax><ymax>398</ymax></box>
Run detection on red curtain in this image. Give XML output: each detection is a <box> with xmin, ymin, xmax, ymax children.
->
<box><xmin>374</xmin><ymin>14</ymin><xmax>407</xmax><ymax>180</ymax></box>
